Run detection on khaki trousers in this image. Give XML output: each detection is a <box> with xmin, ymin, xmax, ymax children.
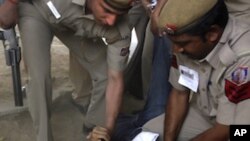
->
<box><xmin>19</xmin><ymin>2</ymin><xmax>108</xmax><ymax>141</ymax></box>
<box><xmin>142</xmin><ymin>106</ymin><xmax>214</xmax><ymax>141</ymax></box>
<box><xmin>69</xmin><ymin>52</ymin><xmax>92</xmax><ymax>108</ymax></box>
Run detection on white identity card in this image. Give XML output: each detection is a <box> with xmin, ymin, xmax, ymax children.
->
<box><xmin>178</xmin><ymin>65</ymin><xmax>199</xmax><ymax>92</ymax></box>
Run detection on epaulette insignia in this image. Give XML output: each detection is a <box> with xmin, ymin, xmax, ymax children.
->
<box><xmin>120</xmin><ymin>47</ymin><xmax>129</xmax><ymax>56</ymax></box>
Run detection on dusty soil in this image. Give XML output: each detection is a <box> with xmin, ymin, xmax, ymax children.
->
<box><xmin>0</xmin><ymin>36</ymin><xmax>80</xmax><ymax>141</ymax></box>
<box><xmin>0</xmin><ymin>35</ymin><xmax>73</xmax><ymax>106</ymax></box>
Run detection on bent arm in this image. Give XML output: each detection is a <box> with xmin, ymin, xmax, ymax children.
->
<box><xmin>150</xmin><ymin>0</ymin><xmax>168</xmax><ymax>35</ymax></box>
<box><xmin>190</xmin><ymin>122</ymin><xmax>229</xmax><ymax>141</ymax></box>
<box><xmin>164</xmin><ymin>88</ymin><xmax>190</xmax><ymax>141</ymax></box>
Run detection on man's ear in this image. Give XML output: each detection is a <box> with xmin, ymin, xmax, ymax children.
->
<box><xmin>205</xmin><ymin>25</ymin><xmax>222</xmax><ymax>43</ymax></box>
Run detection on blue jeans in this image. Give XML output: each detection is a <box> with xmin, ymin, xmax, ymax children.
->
<box><xmin>112</xmin><ymin>36</ymin><xmax>172</xmax><ymax>141</ymax></box>
<box><xmin>136</xmin><ymin>36</ymin><xmax>172</xmax><ymax>126</ymax></box>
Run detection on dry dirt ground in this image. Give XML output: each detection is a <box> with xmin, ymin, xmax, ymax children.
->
<box><xmin>0</xmin><ymin>34</ymin><xmax>144</xmax><ymax>141</ymax></box>
<box><xmin>0</xmin><ymin>37</ymin><xmax>82</xmax><ymax>141</ymax></box>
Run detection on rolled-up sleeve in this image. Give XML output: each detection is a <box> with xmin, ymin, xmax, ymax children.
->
<box><xmin>107</xmin><ymin>36</ymin><xmax>131</xmax><ymax>71</ymax></box>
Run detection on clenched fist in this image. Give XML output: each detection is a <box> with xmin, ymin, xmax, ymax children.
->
<box><xmin>0</xmin><ymin>0</ymin><xmax>18</xmax><ymax>29</ymax></box>
<box><xmin>87</xmin><ymin>126</ymin><xmax>111</xmax><ymax>141</ymax></box>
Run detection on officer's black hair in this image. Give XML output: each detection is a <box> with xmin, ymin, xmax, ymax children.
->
<box><xmin>184</xmin><ymin>0</ymin><xmax>228</xmax><ymax>41</ymax></box>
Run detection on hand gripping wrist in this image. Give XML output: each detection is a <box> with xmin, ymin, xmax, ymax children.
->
<box><xmin>87</xmin><ymin>126</ymin><xmax>111</xmax><ymax>141</ymax></box>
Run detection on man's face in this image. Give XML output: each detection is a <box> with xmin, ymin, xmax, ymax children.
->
<box><xmin>168</xmin><ymin>34</ymin><xmax>215</xmax><ymax>60</ymax></box>
<box><xmin>90</xmin><ymin>0</ymin><xmax>122</xmax><ymax>26</ymax></box>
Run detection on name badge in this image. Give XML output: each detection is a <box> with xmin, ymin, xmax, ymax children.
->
<box><xmin>47</xmin><ymin>1</ymin><xmax>61</xmax><ymax>19</ymax></box>
<box><xmin>178</xmin><ymin>65</ymin><xmax>199</xmax><ymax>92</ymax></box>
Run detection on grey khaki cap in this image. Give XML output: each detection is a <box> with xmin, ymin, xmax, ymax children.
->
<box><xmin>104</xmin><ymin>0</ymin><xmax>132</xmax><ymax>13</ymax></box>
<box><xmin>158</xmin><ymin>0</ymin><xmax>218</xmax><ymax>34</ymax></box>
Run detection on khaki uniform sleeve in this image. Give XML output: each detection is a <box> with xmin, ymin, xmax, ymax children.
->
<box><xmin>45</xmin><ymin>0</ymin><xmax>132</xmax><ymax>70</ymax></box>
<box><xmin>107</xmin><ymin>18</ymin><xmax>131</xmax><ymax>71</ymax></box>
<box><xmin>64</xmin><ymin>16</ymin><xmax>131</xmax><ymax>71</ymax></box>
<box><xmin>79</xmin><ymin>17</ymin><xmax>131</xmax><ymax>71</ymax></box>
<box><xmin>107</xmin><ymin>38</ymin><xmax>130</xmax><ymax>71</ymax></box>
<box><xmin>216</xmin><ymin>56</ymin><xmax>250</xmax><ymax>125</ymax></box>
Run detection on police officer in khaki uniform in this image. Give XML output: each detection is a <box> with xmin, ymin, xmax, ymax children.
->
<box><xmin>159</xmin><ymin>0</ymin><xmax>250</xmax><ymax>141</ymax></box>
<box><xmin>139</xmin><ymin>0</ymin><xmax>250</xmax><ymax>140</ymax></box>
<box><xmin>17</xmin><ymin>0</ymin><xmax>133</xmax><ymax>141</ymax></box>
<box><xmin>140</xmin><ymin>0</ymin><xmax>250</xmax><ymax>96</ymax></box>
<box><xmin>70</xmin><ymin>0</ymin><xmax>150</xmax><ymax>106</ymax></box>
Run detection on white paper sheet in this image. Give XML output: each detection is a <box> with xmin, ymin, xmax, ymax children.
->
<box><xmin>132</xmin><ymin>131</ymin><xmax>159</xmax><ymax>141</ymax></box>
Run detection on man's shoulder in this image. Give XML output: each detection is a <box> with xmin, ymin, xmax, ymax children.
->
<box><xmin>225</xmin><ymin>18</ymin><xmax>250</xmax><ymax>57</ymax></box>
<box><xmin>72</xmin><ymin>0</ymin><xmax>86</xmax><ymax>6</ymax></box>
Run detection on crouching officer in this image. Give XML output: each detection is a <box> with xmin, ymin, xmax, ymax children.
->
<box><xmin>18</xmin><ymin>0</ymin><xmax>133</xmax><ymax>141</ymax></box>
<box><xmin>138</xmin><ymin>0</ymin><xmax>250</xmax><ymax>140</ymax></box>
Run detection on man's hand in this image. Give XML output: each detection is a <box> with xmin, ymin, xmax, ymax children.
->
<box><xmin>87</xmin><ymin>126</ymin><xmax>111</xmax><ymax>141</ymax></box>
<box><xmin>149</xmin><ymin>0</ymin><xmax>168</xmax><ymax>36</ymax></box>
<box><xmin>140</xmin><ymin>0</ymin><xmax>164</xmax><ymax>35</ymax></box>
<box><xmin>141</xmin><ymin>0</ymin><xmax>154</xmax><ymax>16</ymax></box>
<box><xmin>0</xmin><ymin>0</ymin><xmax>18</xmax><ymax>29</ymax></box>
<box><xmin>190</xmin><ymin>123</ymin><xmax>229</xmax><ymax>141</ymax></box>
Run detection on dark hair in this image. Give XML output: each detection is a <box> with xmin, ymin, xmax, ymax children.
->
<box><xmin>183</xmin><ymin>0</ymin><xmax>228</xmax><ymax>40</ymax></box>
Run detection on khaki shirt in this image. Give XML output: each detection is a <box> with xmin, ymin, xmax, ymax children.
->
<box><xmin>225</xmin><ymin>0</ymin><xmax>250</xmax><ymax>23</ymax></box>
<box><xmin>169</xmin><ymin>18</ymin><xmax>250</xmax><ymax>125</ymax></box>
<box><xmin>32</xmin><ymin>0</ymin><xmax>131</xmax><ymax>71</ymax></box>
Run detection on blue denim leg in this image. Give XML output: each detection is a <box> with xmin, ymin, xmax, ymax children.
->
<box><xmin>136</xmin><ymin>36</ymin><xmax>172</xmax><ymax>126</ymax></box>
<box><xmin>112</xmin><ymin>36</ymin><xmax>172</xmax><ymax>141</ymax></box>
